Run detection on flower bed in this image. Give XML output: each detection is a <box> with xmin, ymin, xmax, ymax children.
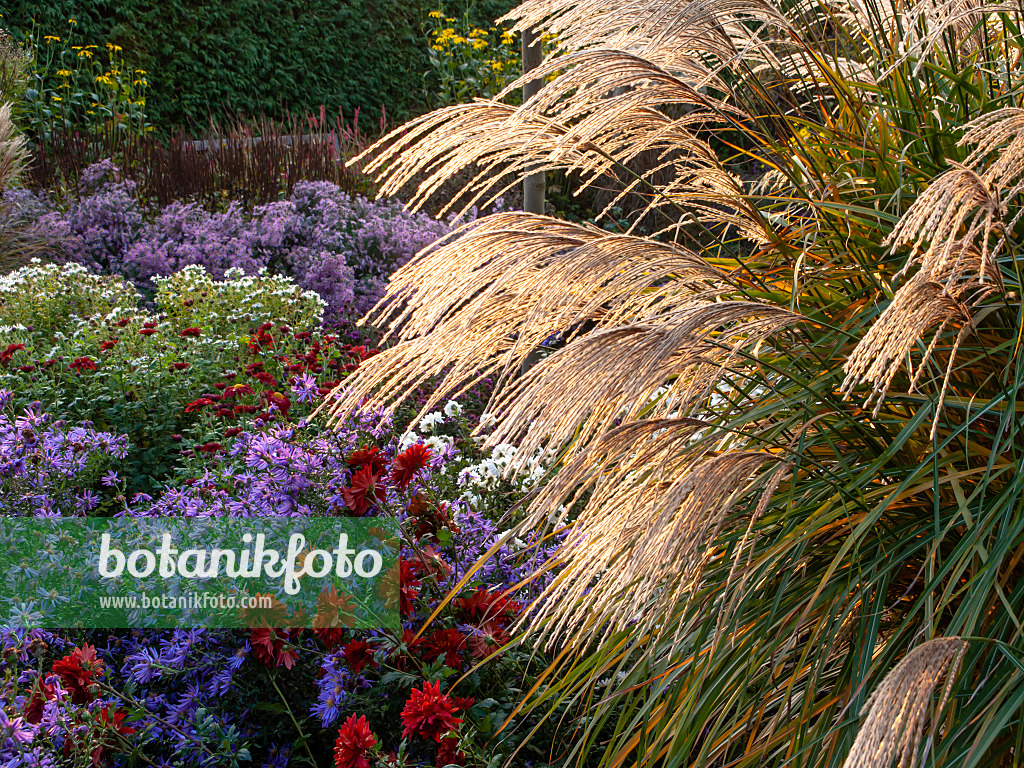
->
<box><xmin>0</xmin><ymin>254</ymin><xmax>569</xmax><ymax>766</ymax></box>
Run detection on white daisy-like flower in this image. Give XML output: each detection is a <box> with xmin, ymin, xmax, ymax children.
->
<box><xmin>419</xmin><ymin>411</ymin><xmax>445</xmax><ymax>432</ymax></box>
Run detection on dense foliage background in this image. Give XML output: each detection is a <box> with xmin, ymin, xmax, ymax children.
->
<box><xmin>1</xmin><ymin>0</ymin><xmax>516</xmax><ymax>130</ymax></box>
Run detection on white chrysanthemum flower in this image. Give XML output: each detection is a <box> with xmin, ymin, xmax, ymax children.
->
<box><xmin>419</xmin><ymin>412</ymin><xmax>445</xmax><ymax>432</ymax></box>
<box><xmin>424</xmin><ymin>435</ymin><xmax>451</xmax><ymax>452</ymax></box>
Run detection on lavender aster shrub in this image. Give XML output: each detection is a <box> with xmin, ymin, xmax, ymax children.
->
<box><xmin>29</xmin><ymin>163</ymin><xmax>458</xmax><ymax>318</ymax></box>
<box><xmin>0</xmin><ymin>392</ymin><xmax>129</xmax><ymax>515</ymax></box>
<box><xmin>31</xmin><ymin>167</ymin><xmax>142</xmax><ymax>275</ymax></box>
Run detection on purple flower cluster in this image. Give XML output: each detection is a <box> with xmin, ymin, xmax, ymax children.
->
<box><xmin>32</xmin><ymin>168</ymin><xmax>143</xmax><ymax>276</ymax></box>
<box><xmin>32</xmin><ymin>164</ymin><xmax>457</xmax><ymax>318</ymax></box>
<box><xmin>128</xmin><ymin>407</ymin><xmax>398</xmax><ymax>517</ymax></box>
<box><xmin>0</xmin><ymin>391</ymin><xmax>129</xmax><ymax>516</ymax></box>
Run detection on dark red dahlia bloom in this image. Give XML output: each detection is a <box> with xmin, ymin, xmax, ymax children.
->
<box><xmin>436</xmin><ymin>735</ymin><xmax>465</xmax><ymax>767</ymax></box>
<box><xmin>399</xmin><ymin>559</ymin><xmax>422</xmax><ymax>617</ymax></box>
<box><xmin>400</xmin><ymin>680</ymin><xmax>462</xmax><ymax>742</ymax></box>
<box><xmin>52</xmin><ymin>644</ymin><xmax>103</xmax><ymax>704</ymax></box>
<box><xmin>1</xmin><ymin>344</ymin><xmax>25</xmax><ymax>368</ymax></box>
<box><xmin>423</xmin><ymin>628</ymin><xmax>467</xmax><ymax>669</ymax></box>
<box><xmin>138</xmin><ymin>328</ymin><xmax>157</xmax><ymax>336</ymax></box>
<box><xmin>408</xmin><ymin>494</ymin><xmax>456</xmax><ymax>541</ymax></box>
<box><xmin>250</xmin><ymin>627</ymin><xmax>300</xmax><ymax>669</ymax></box>
<box><xmin>348</xmin><ymin>446</ymin><xmax>388</xmax><ymax>475</ymax></box>
<box><xmin>334</xmin><ymin>714</ymin><xmax>376</xmax><ymax>768</ymax></box>
<box><xmin>343</xmin><ymin>465</ymin><xmax>384</xmax><ymax>516</ymax></box>
<box><xmin>343</xmin><ymin>640</ymin><xmax>377</xmax><ymax>675</ymax></box>
<box><xmin>451</xmin><ymin>696</ymin><xmax>476</xmax><ymax>713</ymax></box>
<box><xmin>169</xmin><ymin>361</ymin><xmax>190</xmax><ymax>371</ymax></box>
<box><xmin>179</xmin><ymin>327</ymin><xmax>201</xmax><ymax>338</ymax></box>
<box><xmin>456</xmin><ymin>588</ymin><xmax>520</xmax><ymax>628</ymax></box>
<box><xmin>23</xmin><ymin>681</ymin><xmax>56</xmax><ymax>723</ymax></box>
<box><xmin>70</xmin><ymin>357</ymin><xmax>97</xmax><ymax>372</ymax></box>
<box><xmin>99</xmin><ymin>340</ymin><xmax>118</xmax><ymax>351</ymax></box>
<box><xmin>391</xmin><ymin>444</ymin><xmax>431</xmax><ymax>489</ymax></box>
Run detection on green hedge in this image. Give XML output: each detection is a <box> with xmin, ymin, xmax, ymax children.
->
<box><xmin>1</xmin><ymin>0</ymin><xmax>517</xmax><ymax>131</ymax></box>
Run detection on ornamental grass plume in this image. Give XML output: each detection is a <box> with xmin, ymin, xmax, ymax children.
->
<box><xmin>326</xmin><ymin>0</ymin><xmax>1024</xmax><ymax>764</ymax></box>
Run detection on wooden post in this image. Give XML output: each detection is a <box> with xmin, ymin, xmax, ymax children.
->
<box><xmin>522</xmin><ymin>25</ymin><xmax>546</xmax><ymax>215</ymax></box>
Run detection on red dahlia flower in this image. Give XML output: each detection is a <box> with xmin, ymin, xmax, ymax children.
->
<box><xmin>342</xmin><ymin>640</ymin><xmax>376</xmax><ymax>674</ymax></box>
<box><xmin>169</xmin><ymin>361</ymin><xmax>190</xmax><ymax>371</ymax></box>
<box><xmin>250</xmin><ymin>628</ymin><xmax>300</xmax><ymax>669</ymax></box>
<box><xmin>179</xmin><ymin>327</ymin><xmax>201</xmax><ymax>338</ymax></box>
<box><xmin>70</xmin><ymin>357</ymin><xmax>97</xmax><ymax>372</ymax></box>
<box><xmin>52</xmin><ymin>644</ymin><xmax>103</xmax><ymax>704</ymax></box>
<box><xmin>138</xmin><ymin>328</ymin><xmax>157</xmax><ymax>336</ymax></box>
<box><xmin>436</xmin><ymin>735</ymin><xmax>466</xmax><ymax>767</ymax></box>
<box><xmin>335</xmin><ymin>714</ymin><xmax>376</xmax><ymax>768</ymax></box>
<box><xmin>423</xmin><ymin>628</ymin><xmax>467</xmax><ymax>669</ymax></box>
<box><xmin>348</xmin><ymin>446</ymin><xmax>388</xmax><ymax>475</ymax></box>
<box><xmin>400</xmin><ymin>680</ymin><xmax>462</xmax><ymax>742</ymax></box>
<box><xmin>184</xmin><ymin>398</ymin><xmax>214</xmax><ymax>413</ymax></box>
<box><xmin>399</xmin><ymin>559</ymin><xmax>421</xmax><ymax>617</ymax></box>
<box><xmin>342</xmin><ymin>465</ymin><xmax>384</xmax><ymax>516</ymax></box>
<box><xmin>391</xmin><ymin>444</ymin><xmax>431</xmax><ymax>489</ymax></box>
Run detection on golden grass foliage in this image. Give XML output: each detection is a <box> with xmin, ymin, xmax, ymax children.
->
<box><xmin>329</xmin><ymin>0</ymin><xmax>1024</xmax><ymax>764</ymax></box>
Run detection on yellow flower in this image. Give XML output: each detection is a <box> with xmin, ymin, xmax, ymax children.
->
<box><xmin>431</xmin><ymin>44</ymin><xmax>444</xmax><ymax>51</ymax></box>
<box><xmin>95</xmin><ymin>74</ymin><xmax>116</xmax><ymax>88</ymax></box>
<box><xmin>68</xmin><ymin>18</ymin><xmax>77</xmax><ymax>26</ymax></box>
<box><xmin>135</xmin><ymin>69</ymin><xmax>147</xmax><ymax>75</ymax></box>
<box><xmin>77</xmin><ymin>49</ymin><xmax>92</xmax><ymax>58</ymax></box>
<box><xmin>472</xmin><ymin>39</ymin><xmax>487</xmax><ymax>50</ymax></box>
<box><xmin>490</xmin><ymin>61</ymin><xmax>503</xmax><ymax>71</ymax></box>
<box><xmin>43</xmin><ymin>35</ymin><xmax>61</xmax><ymax>43</ymax></box>
<box><xmin>56</xmin><ymin>69</ymin><xmax>72</xmax><ymax>77</ymax></box>
<box><xmin>500</xmin><ymin>30</ymin><xmax>516</xmax><ymax>43</ymax></box>
<box><xmin>52</xmin><ymin>96</ymin><xmax>62</xmax><ymax>102</ymax></box>
<box><xmin>428</xmin><ymin>10</ymin><xmax>443</xmax><ymax>18</ymax></box>
<box><xmin>106</xmin><ymin>43</ymin><xmax>122</xmax><ymax>52</ymax></box>
<box><xmin>452</xmin><ymin>35</ymin><xmax>467</xmax><ymax>44</ymax></box>
<box><xmin>446</xmin><ymin>16</ymin><xmax>455</xmax><ymax>21</ymax></box>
